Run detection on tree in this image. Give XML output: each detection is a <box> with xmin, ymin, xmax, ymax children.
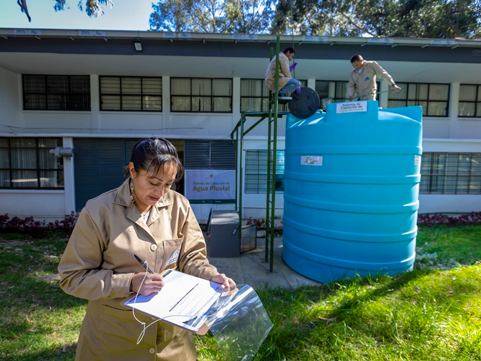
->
<box><xmin>271</xmin><ymin>0</ymin><xmax>378</xmax><ymax>37</ymax></box>
<box><xmin>17</xmin><ymin>0</ymin><xmax>114</xmax><ymax>22</ymax></box>
<box><xmin>223</xmin><ymin>0</ymin><xmax>276</xmax><ymax>34</ymax></box>
<box><xmin>53</xmin><ymin>0</ymin><xmax>114</xmax><ymax>17</ymax></box>
<box><xmin>271</xmin><ymin>0</ymin><xmax>481</xmax><ymax>38</ymax></box>
<box><xmin>149</xmin><ymin>0</ymin><xmax>275</xmax><ymax>34</ymax></box>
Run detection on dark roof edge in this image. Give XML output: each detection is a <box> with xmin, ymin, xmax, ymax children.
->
<box><xmin>0</xmin><ymin>28</ymin><xmax>480</xmax><ymax>48</ymax></box>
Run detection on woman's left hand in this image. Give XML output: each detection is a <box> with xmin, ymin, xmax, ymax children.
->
<box><xmin>211</xmin><ymin>273</ymin><xmax>236</xmax><ymax>291</ymax></box>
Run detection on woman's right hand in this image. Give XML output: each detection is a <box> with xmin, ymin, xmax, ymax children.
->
<box><xmin>130</xmin><ymin>272</ymin><xmax>164</xmax><ymax>296</ymax></box>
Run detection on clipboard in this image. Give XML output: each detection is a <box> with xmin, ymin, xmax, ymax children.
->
<box><xmin>123</xmin><ymin>269</ymin><xmax>237</xmax><ymax>335</ymax></box>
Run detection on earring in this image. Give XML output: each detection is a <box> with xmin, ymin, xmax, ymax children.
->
<box><xmin>130</xmin><ymin>183</ymin><xmax>135</xmax><ymax>203</ymax></box>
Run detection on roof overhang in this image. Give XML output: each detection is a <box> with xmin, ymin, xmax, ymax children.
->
<box><xmin>1</xmin><ymin>28</ymin><xmax>480</xmax><ymax>49</ymax></box>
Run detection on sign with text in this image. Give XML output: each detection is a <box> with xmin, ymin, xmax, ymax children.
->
<box><xmin>336</xmin><ymin>101</ymin><xmax>368</xmax><ymax>114</ymax></box>
<box><xmin>301</xmin><ymin>156</ymin><xmax>323</xmax><ymax>166</ymax></box>
<box><xmin>185</xmin><ymin>170</ymin><xmax>235</xmax><ymax>200</ymax></box>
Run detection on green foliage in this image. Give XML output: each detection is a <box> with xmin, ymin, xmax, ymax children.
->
<box><xmin>2</xmin><ymin>225</ymin><xmax>481</xmax><ymax>360</ymax></box>
<box><xmin>53</xmin><ymin>0</ymin><xmax>114</xmax><ymax>18</ymax></box>
<box><xmin>270</xmin><ymin>0</ymin><xmax>481</xmax><ymax>38</ymax></box>
<box><xmin>0</xmin><ymin>239</ymin><xmax>85</xmax><ymax>361</ymax></box>
<box><xmin>417</xmin><ymin>225</ymin><xmax>481</xmax><ymax>265</ymax></box>
<box><xmin>149</xmin><ymin>0</ymin><xmax>276</xmax><ymax>33</ymax></box>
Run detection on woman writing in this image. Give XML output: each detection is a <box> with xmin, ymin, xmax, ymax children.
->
<box><xmin>58</xmin><ymin>137</ymin><xmax>235</xmax><ymax>361</ymax></box>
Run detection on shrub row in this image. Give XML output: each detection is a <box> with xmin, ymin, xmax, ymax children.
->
<box><xmin>0</xmin><ymin>212</ymin><xmax>78</xmax><ymax>239</ymax></box>
<box><xmin>1</xmin><ymin>212</ymin><xmax>479</xmax><ymax>240</ymax></box>
<box><xmin>417</xmin><ymin>212</ymin><xmax>481</xmax><ymax>227</ymax></box>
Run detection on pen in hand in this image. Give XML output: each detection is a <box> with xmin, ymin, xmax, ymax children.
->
<box><xmin>134</xmin><ymin>254</ymin><xmax>154</xmax><ymax>274</ymax></box>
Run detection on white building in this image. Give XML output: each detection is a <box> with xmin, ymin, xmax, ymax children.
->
<box><xmin>0</xmin><ymin>29</ymin><xmax>480</xmax><ymax>222</ymax></box>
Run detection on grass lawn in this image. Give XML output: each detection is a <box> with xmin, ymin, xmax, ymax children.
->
<box><xmin>1</xmin><ymin>225</ymin><xmax>480</xmax><ymax>361</ymax></box>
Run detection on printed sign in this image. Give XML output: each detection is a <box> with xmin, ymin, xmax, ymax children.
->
<box><xmin>185</xmin><ymin>170</ymin><xmax>235</xmax><ymax>200</ymax></box>
<box><xmin>78</xmin><ymin>30</ymin><xmax>106</xmax><ymax>37</ymax></box>
<box><xmin>14</xmin><ymin>29</ymin><xmax>41</xmax><ymax>35</ymax></box>
<box><xmin>336</xmin><ymin>101</ymin><xmax>368</xmax><ymax>114</ymax></box>
<box><xmin>414</xmin><ymin>155</ymin><xmax>422</xmax><ymax>166</ymax></box>
<box><xmin>301</xmin><ymin>156</ymin><xmax>323</xmax><ymax>166</ymax></box>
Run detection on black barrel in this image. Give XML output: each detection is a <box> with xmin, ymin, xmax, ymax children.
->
<box><xmin>288</xmin><ymin>87</ymin><xmax>320</xmax><ymax>119</ymax></box>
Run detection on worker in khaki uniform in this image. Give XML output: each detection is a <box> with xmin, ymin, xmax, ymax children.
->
<box><xmin>58</xmin><ymin>137</ymin><xmax>236</xmax><ymax>361</ymax></box>
<box><xmin>348</xmin><ymin>54</ymin><xmax>402</xmax><ymax>101</ymax></box>
<box><xmin>265</xmin><ymin>47</ymin><xmax>301</xmax><ymax>97</ymax></box>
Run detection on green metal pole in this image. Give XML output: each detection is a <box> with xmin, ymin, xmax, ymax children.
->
<box><xmin>265</xmin><ymin>47</ymin><xmax>274</xmax><ymax>264</ymax></box>
<box><xmin>235</xmin><ymin>128</ymin><xmax>238</xmax><ymax>212</ymax></box>
<box><xmin>270</xmin><ymin>35</ymin><xmax>280</xmax><ymax>273</ymax></box>
<box><xmin>243</xmin><ymin>116</ymin><xmax>267</xmax><ymax>137</ymax></box>
<box><xmin>239</xmin><ymin>115</ymin><xmax>245</xmax><ymax>247</ymax></box>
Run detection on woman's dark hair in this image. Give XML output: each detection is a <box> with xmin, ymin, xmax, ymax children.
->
<box><xmin>123</xmin><ymin>137</ymin><xmax>184</xmax><ymax>181</ymax></box>
<box><xmin>283</xmin><ymin>47</ymin><xmax>295</xmax><ymax>55</ymax></box>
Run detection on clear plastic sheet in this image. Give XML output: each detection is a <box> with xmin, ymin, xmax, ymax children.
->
<box><xmin>204</xmin><ymin>285</ymin><xmax>273</xmax><ymax>361</ymax></box>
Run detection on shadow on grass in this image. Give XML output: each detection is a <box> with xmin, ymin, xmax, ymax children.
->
<box><xmin>255</xmin><ymin>265</ymin><xmax>481</xmax><ymax>360</ymax></box>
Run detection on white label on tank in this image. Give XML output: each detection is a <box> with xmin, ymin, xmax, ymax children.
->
<box><xmin>301</xmin><ymin>156</ymin><xmax>323</xmax><ymax>166</ymax></box>
<box><xmin>336</xmin><ymin>101</ymin><xmax>368</xmax><ymax>113</ymax></box>
<box><xmin>414</xmin><ymin>155</ymin><xmax>421</xmax><ymax>166</ymax></box>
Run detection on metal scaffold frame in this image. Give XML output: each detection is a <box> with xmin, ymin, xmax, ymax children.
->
<box><xmin>230</xmin><ymin>35</ymin><xmax>287</xmax><ymax>272</ymax></box>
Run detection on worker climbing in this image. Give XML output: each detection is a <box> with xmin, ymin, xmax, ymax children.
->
<box><xmin>264</xmin><ymin>47</ymin><xmax>301</xmax><ymax>99</ymax></box>
<box><xmin>264</xmin><ymin>47</ymin><xmax>320</xmax><ymax>119</ymax></box>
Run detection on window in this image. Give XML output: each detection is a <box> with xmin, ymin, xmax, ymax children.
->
<box><xmin>459</xmin><ymin>84</ymin><xmax>481</xmax><ymax>117</ymax></box>
<box><xmin>316</xmin><ymin>80</ymin><xmax>380</xmax><ymax>109</ymax></box>
<box><xmin>240</xmin><ymin>79</ymin><xmax>307</xmax><ymax>112</ymax></box>
<box><xmin>0</xmin><ymin>138</ymin><xmax>64</xmax><ymax>189</ymax></box>
<box><xmin>245</xmin><ymin>150</ymin><xmax>285</xmax><ymax>193</ymax></box>
<box><xmin>420</xmin><ymin>153</ymin><xmax>481</xmax><ymax>194</ymax></box>
<box><xmin>171</xmin><ymin>78</ymin><xmax>232</xmax><ymax>113</ymax></box>
<box><xmin>388</xmin><ymin>83</ymin><xmax>449</xmax><ymax>117</ymax></box>
<box><xmin>23</xmin><ymin>75</ymin><xmax>90</xmax><ymax>111</ymax></box>
<box><xmin>100</xmin><ymin>76</ymin><xmax>162</xmax><ymax>111</ymax></box>
<box><xmin>184</xmin><ymin>141</ymin><xmax>235</xmax><ymax>170</ymax></box>
<box><xmin>316</xmin><ymin>81</ymin><xmax>350</xmax><ymax>105</ymax></box>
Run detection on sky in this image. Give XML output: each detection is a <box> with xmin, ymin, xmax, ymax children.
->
<box><xmin>0</xmin><ymin>0</ymin><xmax>153</xmax><ymax>31</ymax></box>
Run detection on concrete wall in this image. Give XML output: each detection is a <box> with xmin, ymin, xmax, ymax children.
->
<box><xmin>3</xmin><ymin>66</ymin><xmax>480</xmax><ymax>141</ymax></box>
<box><xmin>419</xmin><ymin>194</ymin><xmax>481</xmax><ymax>214</ymax></box>
<box><xmin>0</xmin><ymin>60</ymin><xmax>480</xmax><ymax>221</ymax></box>
<box><xmin>0</xmin><ymin>190</ymin><xmax>65</xmax><ymax>221</ymax></box>
<box><xmin>0</xmin><ymin>67</ymin><xmax>20</xmax><ymax>130</ymax></box>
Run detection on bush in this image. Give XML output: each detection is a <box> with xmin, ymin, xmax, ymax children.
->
<box><xmin>417</xmin><ymin>212</ymin><xmax>481</xmax><ymax>227</ymax></box>
<box><xmin>246</xmin><ymin>217</ymin><xmax>283</xmax><ymax>235</ymax></box>
<box><xmin>0</xmin><ymin>212</ymin><xmax>78</xmax><ymax>239</ymax></box>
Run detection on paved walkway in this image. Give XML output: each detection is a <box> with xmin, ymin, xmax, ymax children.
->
<box><xmin>208</xmin><ymin>236</ymin><xmax>320</xmax><ymax>289</ymax></box>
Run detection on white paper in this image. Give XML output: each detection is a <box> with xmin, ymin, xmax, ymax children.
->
<box><xmin>124</xmin><ymin>270</ymin><xmax>226</xmax><ymax>332</ymax></box>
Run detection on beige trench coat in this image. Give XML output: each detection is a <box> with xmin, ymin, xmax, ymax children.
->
<box><xmin>348</xmin><ymin>60</ymin><xmax>395</xmax><ymax>100</ymax></box>
<box><xmin>265</xmin><ymin>52</ymin><xmax>292</xmax><ymax>92</ymax></box>
<box><xmin>58</xmin><ymin>178</ymin><xmax>220</xmax><ymax>361</ymax></box>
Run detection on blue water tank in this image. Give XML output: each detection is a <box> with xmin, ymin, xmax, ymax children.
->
<box><xmin>283</xmin><ymin>100</ymin><xmax>423</xmax><ymax>283</ymax></box>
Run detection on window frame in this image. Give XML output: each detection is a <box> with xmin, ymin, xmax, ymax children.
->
<box><xmin>458</xmin><ymin>84</ymin><xmax>481</xmax><ymax>118</ymax></box>
<box><xmin>240</xmin><ymin>79</ymin><xmax>307</xmax><ymax>113</ymax></box>
<box><xmin>315</xmin><ymin>80</ymin><xmax>380</xmax><ymax>111</ymax></box>
<box><xmin>22</xmin><ymin>74</ymin><xmax>91</xmax><ymax>111</ymax></box>
<box><xmin>99</xmin><ymin>76</ymin><xmax>163</xmax><ymax>112</ymax></box>
<box><xmin>245</xmin><ymin>149</ymin><xmax>285</xmax><ymax>194</ymax></box>
<box><xmin>388</xmin><ymin>82</ymin><xmax>450</xmax><ymax>117</ymax></box>
<box><xmin>0</xmin><ymin>137</ymin><xmax>64</xmax><ymax>190</ymax></box>
<box><xmin>420</xmin><ymin>152</ymin><xmax>481</xmax><ymax>195</ymax></box>
<box><xmin>170</xmin><ymin>77</ymin><xmax>233</xmax><ymax>113</ymax></box>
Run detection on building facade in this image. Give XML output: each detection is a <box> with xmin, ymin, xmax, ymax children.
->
<box><xmin>0</xmin><ymin>29</ymin><xmax>480</xmax><ymax>222</ymax></box>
